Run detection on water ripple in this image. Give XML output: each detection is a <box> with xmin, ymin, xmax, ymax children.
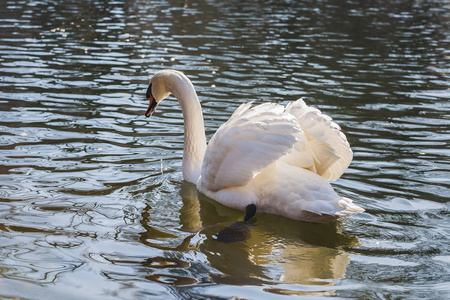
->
<box><xmin>0</xmin><ymin>0</ymin><xmax>449</xmax><ymax>299</ymax></box>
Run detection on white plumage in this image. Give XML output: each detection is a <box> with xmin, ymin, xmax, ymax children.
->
<box><xmin>146</xmin><ymin>70</ymin><xmax>364</xmax><ymax>223</ymax></box>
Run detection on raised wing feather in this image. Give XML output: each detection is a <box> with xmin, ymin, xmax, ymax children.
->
<box><xmin>286</xmin><ymin>99</ymin><xmax>353</xmax><ymax>181</ymax></box>
<box><xmin>200</xmin><ymin>102</ymin><xmax>303</xmax><ymax>192</ymax></box>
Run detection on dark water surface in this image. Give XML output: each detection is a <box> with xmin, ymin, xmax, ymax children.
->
<box><xmin>1</xmin><ymin>0</ymin><xmax>449</xmax><ymax>298</ymax></box>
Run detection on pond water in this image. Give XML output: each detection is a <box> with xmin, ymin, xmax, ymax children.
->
<box><xmin>0</xmin><ymin>0</ymin><xmax>449</xmax><ymax>298</ymax></box>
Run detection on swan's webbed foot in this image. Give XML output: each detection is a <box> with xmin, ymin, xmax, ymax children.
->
<box><xmin>244</xmin><ymin>204</ymin><xmax>257</xmax><ymax>223</ymax></box>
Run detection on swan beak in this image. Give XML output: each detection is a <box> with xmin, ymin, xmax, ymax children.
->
<box><xmin>145</xmin><ymin>84</ymin><xmax>157</xmax><ymax>117</ymax></box>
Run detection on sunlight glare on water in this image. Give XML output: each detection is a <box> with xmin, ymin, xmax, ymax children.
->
<box><xmin>0</xmin><ymin>0</ymin><xmax>449</xmax><ymax>299</ymax></box>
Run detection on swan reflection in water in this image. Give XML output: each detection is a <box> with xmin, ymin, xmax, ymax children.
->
<box><xmin>162</xmin><ymin>182</ymin><xmax>360</xmax><ymax>295</ymax></box>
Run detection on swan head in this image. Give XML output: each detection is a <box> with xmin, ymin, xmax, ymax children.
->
<box><xmin>145</xmin><ymin>70</ymin><xmax>173</xmax><ymax>117</ymax></box>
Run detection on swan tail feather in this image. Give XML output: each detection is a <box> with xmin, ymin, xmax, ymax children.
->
<box><xmin>336</xmin><ymin>197</ymin><xmax>365</xmax><ymax>217</ymax></box>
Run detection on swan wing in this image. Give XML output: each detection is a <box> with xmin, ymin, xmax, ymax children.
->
<box><xmin>200</xmin><ymin>102</ymin><xmax>304</xmax><ymax>192</ymax></box>
<box><xmin>286</xmin><ymin>99</ymin><xmax>353</xmax><ymax>181</ymax></box>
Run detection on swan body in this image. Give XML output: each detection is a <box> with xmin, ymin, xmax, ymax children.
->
<box><xmin>145</xmin><ymin>69</ymin><xmax>364</xmax><ymax>223</ymax></box>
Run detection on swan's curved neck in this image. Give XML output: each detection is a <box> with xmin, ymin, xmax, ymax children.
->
<box><xmin>169</xmin><ymin>74</ymin><xmax>207</xmax><ymax>184</ymax></box>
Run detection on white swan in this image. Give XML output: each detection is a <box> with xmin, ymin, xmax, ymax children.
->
<box><xmin>145</xmin><ymin>69</ymin><xmax>364</xmax><ymax>223</ymax></box>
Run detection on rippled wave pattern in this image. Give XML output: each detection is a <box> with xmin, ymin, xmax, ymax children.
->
<box><xmin>0</xmin><ymin>0</ymin><xmax>449</xmax><ymax>298</ymax></box>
